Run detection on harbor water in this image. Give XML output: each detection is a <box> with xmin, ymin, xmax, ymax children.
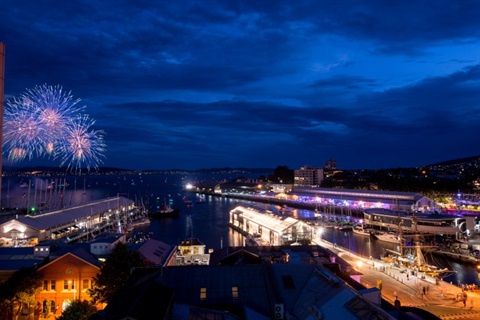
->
<box><xmin>1</xmin><ymin>172</ymin><xmax>479</xmax><ymax>286</ymax></box>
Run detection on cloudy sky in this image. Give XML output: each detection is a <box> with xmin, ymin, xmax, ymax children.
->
<box><xmin>0</xmin><ymin>1</ymin><xmax>478</xmax><ymax>171</ymax></box>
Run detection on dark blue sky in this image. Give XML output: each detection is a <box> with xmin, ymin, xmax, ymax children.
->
<box><xmin>0</xmin><ymin>1</ymin><xmax>479</xmax><ymax>171</ymax></box>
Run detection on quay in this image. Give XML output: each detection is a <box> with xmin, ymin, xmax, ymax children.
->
<box><xmin>226</xmin><ymin>203</ymin><xmax>480</xmax><ymax>318</ymax></box>
<box><xmin>315</xmin><ymin>237</ymin><xmax>480</xmax><ymax>319</ymax></box>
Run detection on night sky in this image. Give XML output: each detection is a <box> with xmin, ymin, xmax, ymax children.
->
<box><xmin>0</xmin><ymin>1</ymin><xmax>478</xmax><ymax>171</ymax></box>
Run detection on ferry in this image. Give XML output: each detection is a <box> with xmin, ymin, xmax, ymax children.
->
<box><xmin>362</xmin><ymin>208</ymin><xmax>469</xmax><ymax>238</ymax></box>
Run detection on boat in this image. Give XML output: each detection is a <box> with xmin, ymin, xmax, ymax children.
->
<box><xmin>336</xmin><ymin>222</ymin><xmax>353</xmax><ymax>232</ymax></box>
<box><xmin>363</xmin><ymin>208</ymin><xmax>461</xmax><ymax>236</ymax></box>
<box><xmin>352</xmin><ymin>225</ymin><xmax>373</xmax><ymax>237</ymax></box>
<box><xmin>383</xmin><ymin>242</ymin><xmax>456</xmax><ymax>279</ymax></box>
<box><xmin>148</xmin><ymin>203</ymin><xmax>180</xmax><ymax>219</ymax></box>
<box><xmin>371</xmin><ymin>231</ymin><xmax>403</xmax><ymax>244</ymax></box>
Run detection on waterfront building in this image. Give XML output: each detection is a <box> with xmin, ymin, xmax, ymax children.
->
<box><xmin>0</xmin><ymin>196</ymin><xmax>135</xmax><ymax>245</ymax></box>
<box><xmin>294</xmin><ymin>165</ymin><xmax>324</xmax><ymax>187</ymax></box>
<box><xmin>229</xmin><ymin>205</ymin><xmax>314</xmax><ymax>246</ymax></box>
<box><xmin>288</xmin><ymin>186</ymin><xmax>433</xmax><ymax>212</ymax></box>
<box><xmin>176</xmin><ymin>238</ymin><xmax>210</xmax><ymax>265</ymax></box>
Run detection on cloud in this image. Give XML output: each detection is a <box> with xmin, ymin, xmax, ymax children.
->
<box><xmin>1</xmin><ymin>1</ymin><xmax>478</xmax><ymax>170</ymax></box>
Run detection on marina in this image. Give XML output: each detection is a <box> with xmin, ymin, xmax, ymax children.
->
<box><xmin>1</xmin><ymin>172</ymin><xmax>480</xmax><ymax>287</ymax></box>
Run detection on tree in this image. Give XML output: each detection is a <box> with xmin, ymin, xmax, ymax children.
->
<box><xmin>0</xmin><ymin>266</ymin><xmax>41</xmax><ymax>320</ymax></box>
<box><xmin>56</xmin><ymin>299</ymin><xmax>97</xmax><ymax>320</ymax></box>
<box><xmin>269</xmin><ymin>165</ymin><xmax>294</xmax><ymax>184</ymax></box>
<box><xmin>88</xmin><ymin>242</ymin><xmax>145</xmax><ymax>304</ymax></box>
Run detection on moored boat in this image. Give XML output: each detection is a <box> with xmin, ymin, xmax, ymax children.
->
<box><xmin>352</xmin><ymin>225</ymin><xmax>373</xmax><ymax>237</ymax></box>
<box><xmin>148</xmin><ymin>204</ymin><xmax>180</xmax><ymax>219</ymax></box>
<box><xmin>371</xmin><ymin>231</ymin><xmax>403</xmax><ymax>244</ymax></box>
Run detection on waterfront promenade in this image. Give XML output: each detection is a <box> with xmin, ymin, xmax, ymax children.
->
<box><xmin>315</xmin><ymin>237</ymin><xmax>480</xmax><ymax>319</ymax></box>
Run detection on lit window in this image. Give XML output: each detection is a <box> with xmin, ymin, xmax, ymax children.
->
<box><xmin>232</xmin><ymin>286</ymin><xmax>238</xmax><ymax>299</ymax></box>
<box><xmin>83</xmin><ymin>279</ymin><xmax>89</xmax><ymax>290</ymax></box>
<box><xmin>200</xmin><ymin>287</ymin><xmax>207</xmax><ymax>300</ymax></box>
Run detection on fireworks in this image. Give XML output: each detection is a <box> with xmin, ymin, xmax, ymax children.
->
<box><xmin>59</xmin><ymin>115</ymin><xmax>106</xmax><ymax>171</ymax></box>
<box><xmin>2</xmin><ymin>84</ymin><xmax>106</xmax><ymax>171</ymax></box>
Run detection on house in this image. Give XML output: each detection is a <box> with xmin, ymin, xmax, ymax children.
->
<box><xmin>89</xmin><ymin>233</ymin><xmax>126</xmax><ymax>258</ymax></box>
<box><xmin>132</xmin><ymin>239</ymin><xmax>177</xmax><ymax>266</ymax></box>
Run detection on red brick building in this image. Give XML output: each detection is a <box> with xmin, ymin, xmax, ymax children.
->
<box><xmin>35</xmin><ymin>247</ymin><xmax>103</xmax><ymax>319</ymax></box>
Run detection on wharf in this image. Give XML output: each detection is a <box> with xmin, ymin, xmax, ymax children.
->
<box><xmin>314</xmin><ymin>237</ymin><xmax>480</xmax><ymax>319</ymax></box>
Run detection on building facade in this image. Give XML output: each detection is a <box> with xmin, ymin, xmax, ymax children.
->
<box><xmin>35</xmin><ymin>249</ymin><xmax>103</xmax><ymax>319</ymax></box>
<box><xmin>294</xmin><ymin>166</ymin><xmax>324</xmax><ymax>187</ymax></box>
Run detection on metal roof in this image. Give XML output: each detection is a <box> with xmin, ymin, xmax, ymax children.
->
<box><xmin>234</xmin><ymin>206</ymin><xmax>300</xmax><ymax>233</ymax></box>
<box><xmin>292</xmin><ymin>186</ymin><xmax>425</xmax><ymax>202</ymax></box>
<box><xmin>11</xmin><ymin>197</ymin><xmax>134</xmax><ymax>230</ymax></box>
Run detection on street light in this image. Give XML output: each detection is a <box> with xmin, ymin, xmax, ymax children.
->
<box><xmin>317</xmin><ymin>227</ymin><xmax>324</xmax><ymax>241</ymax></box>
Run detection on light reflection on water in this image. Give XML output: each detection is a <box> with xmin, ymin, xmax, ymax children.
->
<box><xmin>2</xmin><ymin>173</ymin><xmax>479</xmax><ymax>286</ymax></box>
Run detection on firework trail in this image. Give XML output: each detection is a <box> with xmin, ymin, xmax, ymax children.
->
<box><xmin>2</xmin><ymin>84</ymin><xmax>106</xmax><ymax>171</ymax></box>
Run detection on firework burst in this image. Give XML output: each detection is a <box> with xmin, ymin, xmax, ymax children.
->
<box><xmin>59</xmin><ymin>115</ymin><xmax>106</xmax><ymax>171</ymax></box>
<box><xmin>2</xmin><ymin>84</ymin><xmax>106</xmax><ymax>171</ymax></box>
<box><xmin>3</xmin><ymin>98</ymin><xmax>45</xmax><ymax>161</ymax></box>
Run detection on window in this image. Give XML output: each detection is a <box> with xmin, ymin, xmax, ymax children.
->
<box><xmin>43</xmin><ymin>280</ymin><xmax>48</xmax><ymax>291</ymax></box>
<box><xmin>64</xmin><ymin>280</ymin><xmax>69</xmax><ymax>290</ymax></box>
<box><xmin>51</xmin><ymin>280</ymin><xmax>56</xmax><ymax>291</ymax></box>
<box><xmin>232</xmin><ymin>286</ymin><xmax>239</xmax><ymax>299</ymax></box>
<box><xmin>83</xmin><ymin>279</ymin><xmax>90</xmax><ymax>290</ymax></box>
<box><xmin>200</xmin><ymin>287</ymin><xmax>207</xmax><ymax>300</ymax></box>
<box><xmin>21</xmin><ymin>303</ymin><xmax>28</xmax><ymax>315</ymax></box>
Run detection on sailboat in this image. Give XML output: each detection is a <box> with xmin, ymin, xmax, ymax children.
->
<box><xmin>382</xmin><ymin>215</ymin><xmax>456</xmax><ymax>279</ymax></box>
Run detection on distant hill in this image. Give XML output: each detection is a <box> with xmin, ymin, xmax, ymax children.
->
<box><xmin>0</xmin><ymin>165</ymin><xmax>274</xmax><ymax>175</ymax></box>
<box><xmin>424</xmin><ymin>155</ymin><xmax>480</xmax><ymax>175</ymax></box>
<box><xmin>2</xmin><ymin>155</ymin><xmax>479</xmax><ymax>175</ymax></box>
<box><xmin>426</xmin><ymin>155</ymin><xmax>480</xmax><ymax>167</ymax></box>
